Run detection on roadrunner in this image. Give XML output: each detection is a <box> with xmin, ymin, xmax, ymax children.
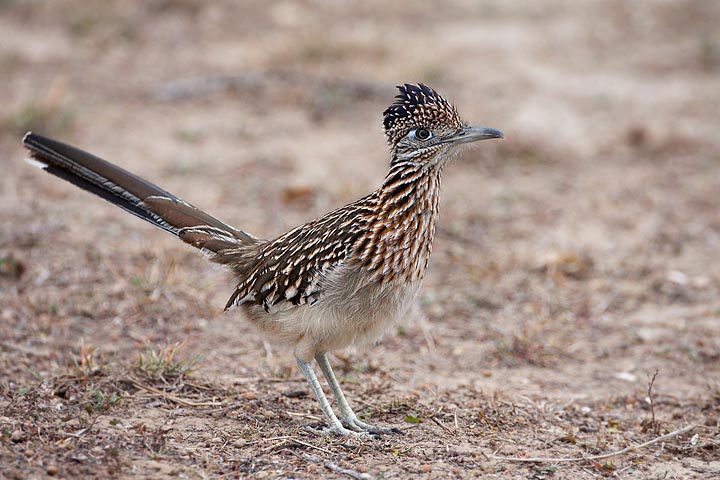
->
<box><xmin>23</xmin><ymin>83</ymin><xmax>503</xmax><ymax>438</ymax></box>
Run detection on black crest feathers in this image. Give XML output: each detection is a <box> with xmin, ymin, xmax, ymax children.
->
<box><xmin>383</xmin><ymin>84</ymin><xmax>442</xmax><ymax>130</ymax></box>
<box><xmin>382</xmin><ymin>84</ymin><xmax>461</xmax><ymax>143</ymax></box>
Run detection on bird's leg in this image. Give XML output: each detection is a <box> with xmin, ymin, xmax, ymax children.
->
<box><xmin>315</xmin><ymin>352</ymin><xmax>399</xmax><ymax>434</ymax></box>
<box><xmin>294</xmin><ymin>353</ymin><xmax>373</xmax><ymax>439</ymax></box>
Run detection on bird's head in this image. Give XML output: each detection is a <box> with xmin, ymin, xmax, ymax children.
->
<box><xmin>383</xmin><ymin>83</ymin><xmax>503</xmax><ymax>167</ymax></box>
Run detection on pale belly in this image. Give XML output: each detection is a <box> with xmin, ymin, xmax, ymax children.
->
<box><xmin>241</xmin><ymin>267</ymin><xmax>421</xmax><ymax>361</ymax></box>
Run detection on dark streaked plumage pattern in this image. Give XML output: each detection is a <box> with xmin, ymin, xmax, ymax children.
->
<box><xmin>215</xmin><ymin>84</ymin><xmax>460</xmax><ymax>313</ymax></box>
<box><xmin>223</xmin><ymin>196</ymin><xmax>379</xmax><ymax>311</ymax></box>
<box><xmin>23</xmin><ymin>83</ymin><xmax>503</xmax><ymax>437</ymax></box>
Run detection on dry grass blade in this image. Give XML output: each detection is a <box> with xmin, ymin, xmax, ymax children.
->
<box><xmin>290</xmin><ymin>438</ymin><xmax>334</xmax><ymax>455</ymax></box>
<box><xmin>491</xmin><ymin>425</ymin><xmax>699</xmax><ymax>463</ymax></box>
<box><xmin>260</xmin><ymin>437</ymin><xmax>334</xmax><ymax>455</ymax></box>
<box><xmin>128</xmin><ymin>379</ymin><xmax>221</xmax><ymax>407</ymax></box>
<box><xmin>430</xmin><ymin>416</ymin><xmax>453</xmax><ymax>434</ymax></box>
<box><xmin>287</xmin><ymin>411</ymin><xmax>323</xmax><ymax>421</ymax></box>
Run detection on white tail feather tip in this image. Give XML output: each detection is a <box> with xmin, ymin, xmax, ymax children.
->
<box><xmin>25</xmin><ymin>156</ymin><xmax>49</xmax><ymax>169</ymax></box>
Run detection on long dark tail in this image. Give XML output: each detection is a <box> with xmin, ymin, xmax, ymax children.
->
<box><xmin>22</xmin><ymin>132</ymin><xmax>257</xmax><ymax>253</ymax></box>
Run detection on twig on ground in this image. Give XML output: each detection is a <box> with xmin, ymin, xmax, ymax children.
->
<box><xmin>303</xmin><ymin>453</ymin><xmax>373</xmax><ymax>480</ymax></box>
<box><xmin>287</xmin><ymin>411</ymin><xmax>323</xmax><ymax>421</ymax></box>
<box><xmin>645</xmin><ymin>369</ymin><xmax>661</xmax><ymax>435</ymax></box>
<box><xmin>128</xmin><ymin>379</ymin><xmax>221</xmax><ymax>407</ymax></box>
<box><xmin>60</xmin><ymin>427</ymin><xmax>89</xmax><ymax>439</ymax></box>
<box><xmin>261</xmin><ymin>436</ymin><xmax>333</xmax><ymax>455</ymax></box>
<box><xmin>233</xmin><ymin>376</ymin><xmax>304</xmax><ymax>384</ymax></box>
<box><xmin>431</xmin><ymin>416</ymin><xmax>453</xmax><ymax>434</ymax></box>
<box><xmin>182</xmin><ymin>381</ymin><xmax>214</xmax><ymax>391</ymax></box>
<box><xmin>491</xmin><ymin>425</ymin><xmax>697</xmax><ymax>463</ymax></box>
<box><xmin>237</xmin><ymin>435</ymin><xmax>295</xmax><ymax>449</ymax></box>
<box><xmin>354</xmin><ymin>398</ymin><xmax>387</xmax><ymax>413</ymax></box>
<box><xmin>579</xmin><ymin>466</ymin><xmax>600</xmax><ymax>477</ymax></box>
<box><xmin>262</xmin><ymin>439</ymin><xmax>290</xmax><ymax>452</ymax></box>
<box><xmin>292</xmin><ymin>438</ymin><xmax>334</xmax><ymax>455</ymax></box>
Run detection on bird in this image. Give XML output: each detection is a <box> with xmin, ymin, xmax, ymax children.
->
<box><xmin>22</xmin><ymin>83</ymin><xmax>503</xmax><ymax>438</ymax></box>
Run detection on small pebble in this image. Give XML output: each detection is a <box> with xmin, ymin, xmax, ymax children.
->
<box><xmin>63</xmin><ymin>418</ymin><xmax>80</xmax><ymax>427</ymax></box>
<box><xmin>11</xmin><ymin>430</ymin><xmax>24</xmax><ymax>442</ymax></box>
<box><xmin>357</xmin><ymin>465</ymin><xmax>368</xmax><ymax>473</ymax></box>
<box><xmin>420</xmin><ymin>464</ymin><xmax>432</xmax><ymax>473</ymax></box>
<box><xmin>46</xmin><ymin>465</ymin><xmax>58</xmax><ymax>476</ymax></box>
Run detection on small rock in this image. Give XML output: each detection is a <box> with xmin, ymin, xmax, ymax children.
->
<box><xmin>70</xmin><ymin>452</ymin><xmax>88</xmax><ymax>463</ymax></box>
<box><xmin>613</xmin><ymin>372</ymin><xmax>637</xmax><ymax>383</ymax></box>
<box><xmin>357</xmin><ymin>465</ymin><xmax>369</xmax><ymax>473</ymax></box>
<box><xmin>282</xmin><ymin>389</ymin><xmax>307</xmax><ymax>399</ymax></box>
<box><xmin>420</xmin><ymin>464</ymin><xmax>432</xmax><ymax>473</ymax></box>
<box><xmin>666</xmin><ymin>270</ymin><xmax>688</xmax><ymax>285</ymax></box>
<box><xmin>11</xmin><ymin>430</ymin><xmax>24</xmax><ymax>442</ymax></box>
<box><xmin>46</xmin><ymin>465</ymin><xmax>58</xmax><ymax>476</ymax></box>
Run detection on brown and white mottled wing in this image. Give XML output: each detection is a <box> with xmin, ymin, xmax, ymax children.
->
<box><xmin>225</xmin><ymin>198</ymin><xmax>377</xmax><ymax>312</ymax></box>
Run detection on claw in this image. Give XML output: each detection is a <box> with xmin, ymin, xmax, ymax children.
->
<box><xmin>341</xmin><ymin>417</ymin><xmax>401</xmax><ymax>435</ymax></box>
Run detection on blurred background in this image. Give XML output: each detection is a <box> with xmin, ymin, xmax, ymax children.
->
<box><xmin>1</xmin><ymin>1</ymin><xmax>718</xmax><ymax>477</ymax></box>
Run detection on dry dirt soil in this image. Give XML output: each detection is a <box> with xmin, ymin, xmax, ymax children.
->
<box><xmin>1</xmin><ymin>1</ymin><xmax>719</xmax><ymax>479</ymax></box>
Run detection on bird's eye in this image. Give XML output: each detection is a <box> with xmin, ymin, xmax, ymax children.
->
<box><xmin>414</xmin><ymin>128</ymin><xmax>432</xmax><ymax>141</ymax></box>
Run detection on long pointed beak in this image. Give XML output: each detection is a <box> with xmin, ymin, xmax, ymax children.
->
<box><xmin>446</xmin><ymin>126</ymin><xmax>504</xmax><ymax>145</ymax></box>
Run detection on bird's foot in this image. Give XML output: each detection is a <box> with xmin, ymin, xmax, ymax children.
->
<box><xmin>342</xmin><ymin>417</ymin><xmax>402</xmax><ymax>435</ymax></box>
<box><xmin>304</xmin><ymin>424</ymin><xmax>379</xmax><ymax>440</ymax></box>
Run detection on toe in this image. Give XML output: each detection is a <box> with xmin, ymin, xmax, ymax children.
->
<box><xmin>346</xmin><ymin>418</ymin><xmax>401</xmax><ymax>435</ymax></box>
<box><xmin>304</xmin><ymin>424</ymin><xmax>376</xmax><ymax>439</ymax></box>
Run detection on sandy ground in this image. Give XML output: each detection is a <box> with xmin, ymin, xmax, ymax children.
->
<box><xmin>1</xmin><ymin>1</ymin><xmax>719</xmax><ymax>478</ymax></box>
